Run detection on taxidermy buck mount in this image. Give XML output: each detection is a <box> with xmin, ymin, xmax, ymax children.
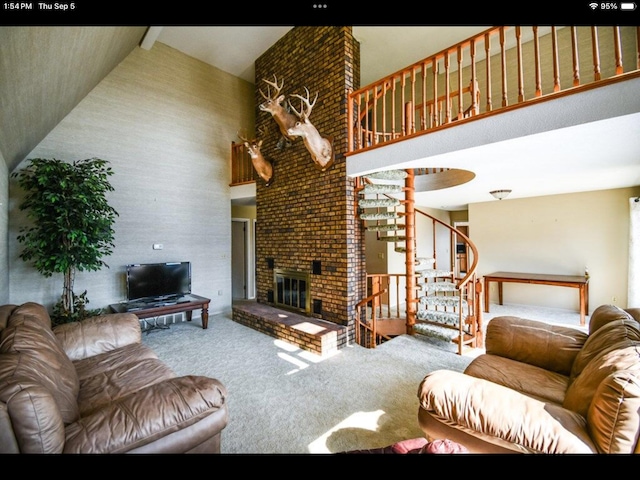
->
<box><xmin>287</xmin><ymin>87</ymin><xmax>334</xmax><ymax>172</ymax></box>
<box><xmin>259</xmin><ymin>75</ymin><xmax>298</xmax><ymax>150</ymax></box>
<box><xmin>238</xmin><ymin>128</ymin><xmax>274</xmax><ymax>186</ymax></box>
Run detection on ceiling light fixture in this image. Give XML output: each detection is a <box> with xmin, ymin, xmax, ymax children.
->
<box><xmin>490</xmin><ymin>189</ymin><xmax>512</xmax><ymax>200</ymax></box>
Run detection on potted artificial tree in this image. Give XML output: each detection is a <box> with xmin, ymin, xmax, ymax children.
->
<box><xmin>12</xmin><ymin>157</ymin><xmax>119</xmax><ymax>325</ymax></box>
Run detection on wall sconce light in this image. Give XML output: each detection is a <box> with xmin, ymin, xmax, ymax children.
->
<box><xmin>490</xmin><ymin>189</ymin><xmax>512</xmax><ymax>200</ymax></box>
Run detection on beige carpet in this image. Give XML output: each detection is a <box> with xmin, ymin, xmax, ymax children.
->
<box><xmin>142</xmin><ymin>310</ymin><xmax>472</xmax><ymax>454</ymax></box>
<box><xmin>142</xmin><ymin>303</ymin><xmax>587</xmax><ymax>454</ymax></box>
<box><xmin>483</xmin><ymin>302</ymin><xmax>589</xmax><ymax>332</ymax></box>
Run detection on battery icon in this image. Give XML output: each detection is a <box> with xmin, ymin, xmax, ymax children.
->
<box><xmin>621</xmin><ymin>2</ymin><xmax>637</xmax><ymax>9</ymax></box>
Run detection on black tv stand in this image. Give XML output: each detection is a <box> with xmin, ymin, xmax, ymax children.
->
<box><xmin>109</xmin><ymin>294</ymin><xmax>211</xmax><ymax>330</ymax></box>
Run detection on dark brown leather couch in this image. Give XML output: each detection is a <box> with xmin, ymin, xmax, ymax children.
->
<box><xmin>0</xmin><ymin>302</ymin><xmax>228</xmax><ymax>454</ymax></box>
<box><xmin>418</xmin><ymin>304</ymin><xmax>640</xmax><ymax>453</ymax></box>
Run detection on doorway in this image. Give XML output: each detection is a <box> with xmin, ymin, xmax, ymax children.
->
<box><xmin>232</xmin><ymin>219</ymin><xmax>248</xmax><ymax>299</ymax></box>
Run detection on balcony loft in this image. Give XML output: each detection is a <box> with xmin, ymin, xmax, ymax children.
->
<box><xmin>231</xmin><ymin>26</ymin><xmax>640</xmax><ymax>211</ymax></box>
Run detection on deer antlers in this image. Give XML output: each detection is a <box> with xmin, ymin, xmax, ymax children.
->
<box><xmin>288</xmin><ymin>87</ymin><xmax>318</xmax><ymax>121</ymax></box>
<box><xmin>259</xmin><ymin>74</ymin><xmax>284</xmax><ymax>102</ymax></box>
<box><xmin>258</xmin><ymin>75</ymin><xmax>297</xmax><ymax>147</ymax></box>
<box><xmin>256</xmin><ymin>77</ymin><xmax>333</xmax><ymax>172</ymax></box>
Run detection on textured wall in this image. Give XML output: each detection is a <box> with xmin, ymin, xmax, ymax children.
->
<box><xmin>254</xmin><ymin>26</ymin><xmax>365</xmax><ymax>329</ymax></box>
<box><xmin>0</xmin><ymin>154</ymin><xmax>7</xmax><ymax>304</ymax></box>
<box><xmin>0</xmin><ymin>27</ymin><xmax>146</xmax><ymax>173</ymax></box>
<box><xmin>9</xmin><ymin>42</ymin><xmax>255</xmax><ymax>315</ymax></box>
<box><xmin>471</xmin><ymin>186</ymin><xmax>640</xmax><ymax>310</ymax></box>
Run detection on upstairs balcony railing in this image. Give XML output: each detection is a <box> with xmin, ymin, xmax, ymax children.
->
<box><xmin>230</xmin><ymin>141</ymin><xmax>254</xmax><ymax>186</ymax></box>
<box><xmin>347</xmin><ymin>26</ymin><xmax>640</xmax><ymax>155</ymax></box>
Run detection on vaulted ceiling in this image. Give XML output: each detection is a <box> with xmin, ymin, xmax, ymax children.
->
<box><xmin>2</xmin><ymin>26</ymin><xmax>638</xmax><ymax>210</ymax></box>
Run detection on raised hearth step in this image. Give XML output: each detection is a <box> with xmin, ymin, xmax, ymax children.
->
<box><xmin>231</xmin><ymin>301</ymin><xmax>347</xmax><ymax>357</ymax></box>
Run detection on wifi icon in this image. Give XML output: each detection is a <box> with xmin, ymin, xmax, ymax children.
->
<box><xmin>589</xmin><ymin>2</ymin><xmax>599</xmax><ymax>8</ymax></box>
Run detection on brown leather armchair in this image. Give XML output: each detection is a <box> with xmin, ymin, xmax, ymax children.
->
<box><xmin>418</xmin><ymin>304</ymin><xmax>640</xmax><ymax>453</ymax></box>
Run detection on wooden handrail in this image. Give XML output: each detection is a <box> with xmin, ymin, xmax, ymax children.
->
<box><xmin>355</xmin><ymin>288</ymin><xmax>388</xmax><ymax>348</ymax></box>
<box><xmin>348</xmin><ymin>25</ymin><xmax>640</xmax><ymax>154</ymax></box>
<box><xmin>233</xmin><ymin>26</ymin><xmax>640</xmax><ymax>186</ymax></box>
<box><xmin>356</xmin><ymin>191</ymin><xmax>483</xmax><ymax>351</ymax></box>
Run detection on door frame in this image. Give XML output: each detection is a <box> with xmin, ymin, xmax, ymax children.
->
<box><xmin>231</xmin><ymin>218</ymin><xmax>255</xmax><ymax>300</ymax></box>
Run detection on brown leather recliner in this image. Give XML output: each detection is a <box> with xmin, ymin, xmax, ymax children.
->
<box><xmin>417</xmin><ymin>304</ymin><xmax>640</xmax><ymax>453</ymax></box>
<box><xmin>0</xmin><ymin>302</ymin><xmax>228</xmax><ymax>454</ymax></box>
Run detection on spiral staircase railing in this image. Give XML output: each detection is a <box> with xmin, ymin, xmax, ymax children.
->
<box><xmin>355</xmin><ymin>170</ymin><xmax>483</xmax><ymax>355</ymax></box>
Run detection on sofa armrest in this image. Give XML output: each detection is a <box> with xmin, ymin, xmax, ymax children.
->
<box><xmin>485</xmin><ymin>316</ymin><xmax>588</xmax><ymax>375</ymax></box>
<box><xmin>53</xmin><ymin>312</ymin><xmax>142</xmax><ymax>362</ymax></box>
<box><xmin>63</xmin><ymin>375</ymin><xmax>228</xmax><ymax>454</ymax></box>
<box><xmin>418</xmin><ymin>369</ymin><xmax>596</xmax><ymax>453</ymax></box>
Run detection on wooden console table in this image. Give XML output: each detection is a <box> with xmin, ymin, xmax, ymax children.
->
<box><xmin>109</xmin><ymin>294</ymin><xmax>211</xmax><ymax>329</ymax></box>
<box><xmin>483</xmin><ymin>272</ymin><xmax>589</xmax><ymax>325</ymax></box>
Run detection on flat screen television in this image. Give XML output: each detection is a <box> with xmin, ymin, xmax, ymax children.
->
<box><xmin>126</xmin><ymin>261</ymin><xmax>191</xmax><ymax>302</ymax></box>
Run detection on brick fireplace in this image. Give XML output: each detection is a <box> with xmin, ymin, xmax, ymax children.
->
<box><xmin>231</xmin><ymin>27</ymin><xmax>366</xmax><ymax>356</ymax></box>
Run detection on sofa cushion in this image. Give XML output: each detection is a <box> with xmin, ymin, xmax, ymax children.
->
<box><xmin>465</xmin><ymin>354</ymin><xmax>570</xmax><ymax>405</ymax></box>
<box><xmin>587</xmin><ymin>370</ymin><xmax>640</xmax><ymax>453</ymax></box>
<box><xmin>625</xmin><ymin>308</ymin><xmax>640</xmax><ymax>324</ymax></box>
<box><xmin>588</xmin><ymin>304</ymin><xmax>634</xmax><ymax>335</ymax></box>
<box><xmin>570</xmin><ymin>319</ymin><xmax>640</xmax><ymax>381</ymax></box>
<box><xmin>0</xmin><ymin>373</ymin><xmax>66</xmax><ymax>454</ymax></box>
<box><xmin>53</xmin><ymin>312</ymin><xmax>143</xmax><ymax>362</ymax></box>
<box><xmin>77</xmin><ymin>357</ymin><xmax>175</xmax><ymax>417</ymax></box>
<box><xmin>72</xmin><ymin>342</ymin><xmax>159</xmax><ymax>381</ymax></box>
<box><xmin>0</xmin><ymin>319</ymin><xmax>80</xmax><ymax>424</ymax></box>
<box><xmin>564</xmin><ymin>322</ymin><xmax>640</xmax><ymax>417</ymax></box>
<box><xmin>418</xmin><ymin>369</ymin><xmax>596</xmax><ymax>453</ymax></box>
<box><xmin>6</xmin><ymin>302</ymin><xmax>52</xmax><ymax>330</ymax></box>
<box><xmin>484</xmin><ymin>316</ymin><xmax>587</xmax><ymax>376</ymax></box>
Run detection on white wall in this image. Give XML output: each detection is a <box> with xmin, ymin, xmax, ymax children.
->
<box><xmin>471</xmin><ymin>187</ymin><xmax>640</xmax><ymax>311</ymax></box>
<box><xmin>8</xmin><ymin>42</ymin><xmax>255</xmax><ymax>315</ymax></box>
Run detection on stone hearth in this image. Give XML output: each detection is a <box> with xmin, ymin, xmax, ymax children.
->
<box><xmin>232</xmin><ymin>300</ymin><xmax>349</xmax><ymax>356</ymax></box>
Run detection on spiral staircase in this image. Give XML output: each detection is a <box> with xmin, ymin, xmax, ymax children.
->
<box><xmin>354</xmin><ymin>168</ymin><xmax>483</xmax><ymax>355</ymax></box>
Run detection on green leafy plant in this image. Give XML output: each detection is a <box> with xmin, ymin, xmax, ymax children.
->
<box><xmin>12</xmin><ymin>157</ymin><xmax>118</xmax><ymax>325</ymax></box>
<box><xmin>52</xmin><ymin>290</ymin><xmax>103</xmax><ymax>324</ymax></box>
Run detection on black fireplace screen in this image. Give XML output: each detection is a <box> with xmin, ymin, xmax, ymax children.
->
<box><xmin>274</xmin><ymin>269</ymin><xmax>310</xmax><ymax>313</ymax></box>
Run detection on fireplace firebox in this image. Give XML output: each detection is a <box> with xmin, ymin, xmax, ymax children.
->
<box><xmin>273</xmin><ymin>269</ymin><xmax>310</xmax><ymax>314</ymax></box>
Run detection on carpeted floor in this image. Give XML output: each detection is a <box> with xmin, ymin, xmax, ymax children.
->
<box><xmin>142</xmin><ymin>302</ymin><xmax>587</xmax><ymax>454</ymax></box>
<box><xmin>143</xmin><ymin>310</ymin><xmax>472</xmax><ymax>454</ymax></box>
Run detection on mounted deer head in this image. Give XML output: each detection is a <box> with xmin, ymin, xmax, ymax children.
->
<box><xmin>287</xmin><ymin>87</ymin><xmax>334</xmax><ymax>172</ymax></box>
<box><xmin>238</xmin><ymin>128</ymin><xmax>273</xmax><ymax>186</ymax></box>
<box><xmin>258</xmin><ymin>75</ymin><xmax>298</xmax><ymax>149</ymax></box>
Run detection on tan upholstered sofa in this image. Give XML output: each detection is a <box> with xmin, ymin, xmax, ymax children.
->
<box><xmin>0</xmin><ymin>302</ymin><xmax>228</xmax><ymax>454</ymax></box>
<box><xmin>418</xmin><ymin>304</ymin><xmax>640</xmax><ymax>453</ymax></box>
